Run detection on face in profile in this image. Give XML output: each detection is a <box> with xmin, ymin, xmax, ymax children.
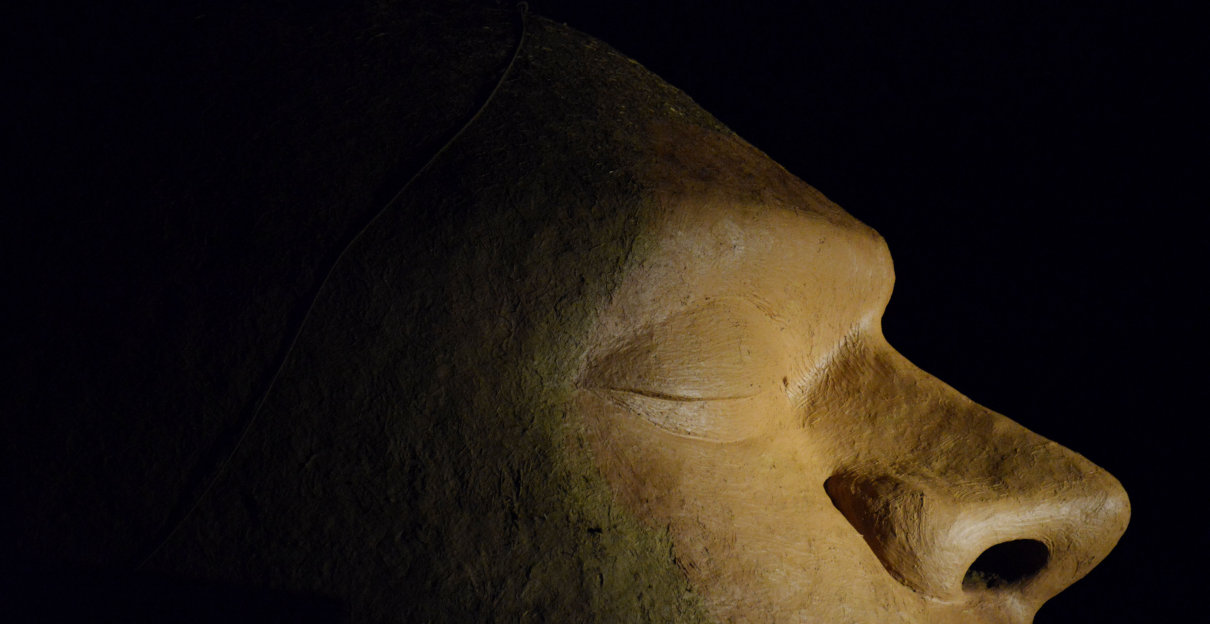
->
<box><xmin>27</xmin><ymin>12</ymin><xmax>1127</xmax><ymax>623</ymax></box>
<box><xmin>571</xmin><ymin>124</ymin><xmax>1129</xmax><ymax>623</ymax></box>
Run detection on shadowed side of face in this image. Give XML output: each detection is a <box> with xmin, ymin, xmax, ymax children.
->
<box><xmin>21</xmin><ymin>7</ymin><xmax>1128</xmax><ymax>622</ymax></box>
<box><xmin>573</xmin><ymin>123</ymin><xmax>1130</xmax><ymax>623</ymax></box>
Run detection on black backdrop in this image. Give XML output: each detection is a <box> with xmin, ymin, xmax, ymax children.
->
<box><xmin>8</xmin><ymin>1</ymin><xmax>1204</xmax><ymax>621</ymax></box>
<box><xmin>529</xmin><ymin>1</ymin><xmax>1204</xmax><ymax>621</ymax></box>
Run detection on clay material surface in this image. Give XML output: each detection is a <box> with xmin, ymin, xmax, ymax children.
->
<box><xmin>576</xmin><ymin>122</ymin><xmax>1129</xmax><ymax>622</ymax></box>
<box><xmin>7</xmin><ymin>3</ymin><xmax>1129</xmax><ymax>622</ymax></box>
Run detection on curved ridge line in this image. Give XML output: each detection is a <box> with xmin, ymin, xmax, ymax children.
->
<box><xmin>135</xmin><ymin>3</ymin><xmax>531</xmax><ymax>570</ymax></box>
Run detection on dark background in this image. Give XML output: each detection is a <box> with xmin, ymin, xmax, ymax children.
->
<box><xmin>7</xmin><ymin>1</ymin><xmax>1204</xmax><ymax>621</ymax></box>
<box><xmin>529</xmin><ymin>0</ymin><xmax>1204</xmax><ymax>621</ymax></box>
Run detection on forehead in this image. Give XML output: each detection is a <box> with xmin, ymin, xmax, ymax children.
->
<box><xmin>588</xmin><ymin>125</ymin><xmax>895</xmax><ymax>356</ymax></box>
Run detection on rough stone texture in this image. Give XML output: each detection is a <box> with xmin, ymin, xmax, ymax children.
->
<box><xmin>11</xmin><ymin>0</ymin><xmax>518</xmax><ymax>566</ymax></box>
<box><xmin>7</xmin><ymin>2</ymin><xmax>1128</xmax><ymax>622</ymax></box>
<box><xmin>572</xmin><ymin>121</ymin><xmax>1128</xmax><ymax>621</ymax></box>
<box><xmin>8</xmin><ymin>2</ymin><xmax>718</xmax><ymax>621</ymax></box>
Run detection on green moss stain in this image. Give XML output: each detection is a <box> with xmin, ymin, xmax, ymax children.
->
<box><xmin>155</xmin><ymin>13</ymin><xmax>730</xmax><ymax>623</ymax></box>
<box><xmin>364</xmin><ymin>17</ymin><xmax>723</xmax><ymax>622</ymax></box>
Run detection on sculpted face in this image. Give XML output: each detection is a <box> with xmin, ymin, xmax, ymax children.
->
<box><xmin>572</xmin><ymin>126</ymin><xmax>1129</xmax><ymax>623</ymax></box>
<box><xmin>11</xmin><ymin>8</ymin><xmax>1134</xmax><ymax>623</ymax></box>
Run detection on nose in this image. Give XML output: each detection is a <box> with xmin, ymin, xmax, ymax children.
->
<box><xmin>824</xmin><ymin>458</ymin><xmax>1129</xmax><ymax>608</ymax></box>
<box><xmin>810</xmin><ymin>338</ymin><xmax>1130</xmax><ymax>613</ymax></box>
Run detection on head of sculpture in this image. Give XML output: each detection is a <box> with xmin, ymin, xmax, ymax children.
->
<box><xmin>571</xmin><ymin>122</ymin><xmax>1129</xmax><ymax>623</ymax></box>
<box><xmin>15</xmin><ymin>5</ymin><xmax>1127</xmax><ymax>623</ymax></box>
<box><xmin>337</xmin><ymin>13</ymin><xmax>1129</xmax><ymax>622</ymax></box>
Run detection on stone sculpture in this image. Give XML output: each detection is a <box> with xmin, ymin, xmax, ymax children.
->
<box><xmin>9</xmin><ymin>3</ymin><xmax>1127</xmax><ymax>622</ymax></box>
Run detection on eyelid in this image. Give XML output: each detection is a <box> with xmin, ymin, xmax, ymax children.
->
<box><xmin>581</xmin><ymin>300</ymin><xmax>784</xmax><ymax>401</ymax></box>
<box><xmin>604</xmin><ymin>386</ymin><xmax>763</xmax><ymax>402</ymax></box>
<box><xmin>592</xmin><ymin>387</ymin><xmax>768</xmax><ymax>442</ymax></box>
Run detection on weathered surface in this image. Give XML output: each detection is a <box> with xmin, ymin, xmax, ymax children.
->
<box><xmin>7</xmin><ymin>1</ymin><xmax>1127</xmax><ymax>622</ymax></box>
<box><xmin>10</xmin><ymin>2</ymin><xmax>719</xmax><ymax>621</ymax></box>
<box><xmin>574</xmin><ymin>121</ymin><xmax>1127</xmax><ymax>622</ymax></box>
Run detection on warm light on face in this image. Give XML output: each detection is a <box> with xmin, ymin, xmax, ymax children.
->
<box><xmin>573</xmin><ymin>126</ymin><xmax>1129</xmax><ymax>623</ymax></box>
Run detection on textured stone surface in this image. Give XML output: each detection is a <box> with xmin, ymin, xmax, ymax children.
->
<box><xmin>10</xmin><ymin>2</ymin><xmax>718</xmax><ymax>621</ymax></box>
<box><xmin>7</xmin><ymin>2</ymin><xmax>1128</xmax><ymax>622</ymax></box>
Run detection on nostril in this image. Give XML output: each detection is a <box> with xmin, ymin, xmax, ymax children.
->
<box><xmin>962</xmin><ymin>539</ymin><xmax>1050</xmax><ymax>590</ymax></box>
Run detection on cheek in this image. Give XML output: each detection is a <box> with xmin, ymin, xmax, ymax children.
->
<box><xmin>575</xmin><ymin>389</ymin><xmax>814</xmax><ymax>523</ymax></box>
<box><xmin>575</xmin><ymin>390</ymin><xmax>900</xmax><ymax>614</ymax></box>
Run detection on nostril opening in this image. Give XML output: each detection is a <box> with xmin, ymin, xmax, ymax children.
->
<box><xmin>962</xmin><ymin>539</ymin><xmax>1050</xmax><ymax>590</ymax></box>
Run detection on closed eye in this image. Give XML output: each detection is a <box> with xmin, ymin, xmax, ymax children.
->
<box><xmin>590</xmin><ymin>387</ymin><xmax>776</xmax><ymax>442</ymax></box>
<box><xmin>604</xmin><ymin>386</ymin><xmax>762</xmax><ymax>402</ymax></box>
<box><xmin>580</xmin><ymin>300</ymin><xmax>786</xmax><ymax>402</ymax></box>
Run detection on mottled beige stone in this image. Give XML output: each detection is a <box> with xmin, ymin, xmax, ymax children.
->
<box><xmin>575</xmin><ymin>122</ymin><xmax>1129</xmax><ymax>622</ymax></box>
<box><xmin>9</xmin><ymin>4</ymin><xmax>1129</xmax><ymax>622</ymax></box>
